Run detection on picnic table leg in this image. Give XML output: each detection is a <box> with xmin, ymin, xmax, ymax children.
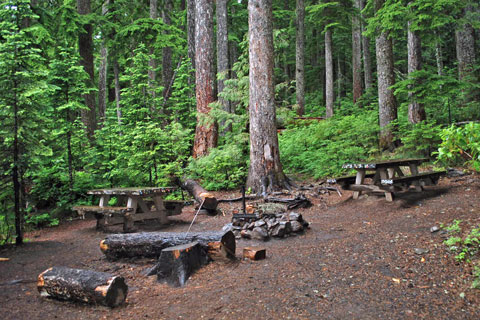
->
<box><xmin>353</xmin><ymin>170</ymin><xmax>366</xmax><ymax>200</ymax></box>
<box><xmin>409</xmin><ymin>164</ymin><xmax>423</xmax><ymax>191</ymax></box>
<box><xmin>96</xmin><ymin>196</ymin><xmax>111</xmax><ymax>230</ymax></box>
<box><xmin>124</xmin><ymin>197</ymin><xmax>137</xmax><ymax>232</ymax></box>
<box><xmin>153</xmin><ymin>196</ymin><xmax>169</xmax><ymax>224</ymax></box>
<box><xmin>378</xmin><ymin>168</ymin><xmax>394</xmax><ymax>202</ymax></box>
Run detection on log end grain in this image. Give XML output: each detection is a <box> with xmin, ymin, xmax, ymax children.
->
<box><xmin>243</xmin><ymin>247</ymin><xmax>266</xmax><ymax>261</ymax></box>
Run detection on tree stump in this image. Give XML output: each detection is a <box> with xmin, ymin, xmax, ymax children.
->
<box><xmin>100</xmin><ymin>231</ymin><xmax>236</xmax><ymax>261</ymax></box>
<box><xmin>243</xmin><ymin>247</ymin><xmax>266</xmax><ymax>261</ymax></box>
<box><xmin>37</xmin><ymin>266</ymin><xmax>128</xmax><ymax>307</ymax></box>
<box><xmin>182</xmin><ymin>179</ymin><xmax>218</xmax><ymax>212</ymax></box>
<box><xmin>148</xmin><ymin>242</ymin><xmax>209</xmax><ymax>287</ymax></box>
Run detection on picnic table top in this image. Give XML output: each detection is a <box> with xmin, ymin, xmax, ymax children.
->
<box><xmin>342</xmin><ymin>158</ymin><xmax>428</xmax><ymax>169</ymax></box>
<box><xmin>87</xmin><ymin>187</ymin><xmax>176</xmax><ymax>196</ymax></box>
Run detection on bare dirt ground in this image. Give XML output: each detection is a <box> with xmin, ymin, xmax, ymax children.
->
<box><xmin>1</xmin><ymin>175</ymin><xmax>479</xmax><ymax>319</ymax></box>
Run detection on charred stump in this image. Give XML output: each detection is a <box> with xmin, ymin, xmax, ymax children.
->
<box><xmin>100</xmin><ymin>231</ymin><xmax>236</xmax><ymax>261</ymax></box>
<box><xmin>182</xmin><ymin>179</ymin><xmax>218</xmax><ymax>213</ymax></box>
<box><xmin>37</xmin><ymin>266</ymin><xmax>128</xmax><ymax>307</ymax></box>
<box><xmin>147</xmin><ymin>242</ymin><xmax>209</xmax><ymax>287</ymax></box>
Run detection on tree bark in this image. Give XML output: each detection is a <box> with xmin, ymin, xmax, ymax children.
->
<box><xmin>187</xmin><ymin>0</ymin><xmax>196</xmax><ymax>70</ymax></box>
<box><xmin>360</xmin><ymin>0</ymin><xmax>373</xmax><ymax>90</ymax></box>
<box><xmin>148</xmin><ymin>242</ymin><xmax>209</xmax><ymax>287</ymax></box>
<box><xmin>193</xmin><ymin>0</ymin><xmax>217</xmax><ymax>158</ymax></box>
<box><xmin>13</xmin><ymin>80</ymin><xmax>22</xmax><ymax>245</ymax></box>
<box><xmin>98</xmin><ymin>0</ymin><xmax>109</xmax><ymax>125</ymax></box>
<box><xmin>295</xmin><ymin>0</ymin><xmax>305</xmax><ymax>116</ymax></box>
<box><xmin>113</xmin><ymin>61</ymin><xmax>122</xmax><ymax>128</ymax></box>
<box><xmin>455</xmin><ymin>5</ymin><xmax>476</xmax><ymax>81</ymax></box>
<box><xmin>162</xmin><ymin>0</ymin><xmax>174</xmax><ymax>101</ymax></box>
<box><xmin>182</xmin><ymin>179</ymin><xmax>218</xmax><ymax>211</ymax></box>
<box><xmin>325</xmin><ymin>28</ymin><xmax>334</xmax><ymax>118</ymax></box>
<box><xmin>352</xmin><ymin>0</ymin><xmax>363</xmax><ymax>103</ymax></box>
<box><xmin>216</xmin><ymin>0</ymin><xmax>231</xmax><ymax>132</ymax></box>
<box><xmin>37</xmin><ymin>267</ymin><xmax>128</xmax><ymax>308</ymax></box>
<box><xmin>407</xmin><ymin>18</ymin><xmax>426</xmax><ymax>124</ymax></box>
<box><xmin>375</xmin><ymin>0</ymin><xmax>397</xmax><ymax>150</ymax></box>
<box><xmin>100</xmin><ymin>231</ymin><xmax>236</xmax><ymax>260</ymax></box>
<box><xmin>435</xmin><ymin>36</ymin><xmax>444</xmax><ymax>76</ymax></box>
<box><xmin>246</xmin><ymin>0</ymin><xmax>290</xmax><ymax>194</ymax></box>
<box><xmin>77</xmin><ymin>0</ymin><xmax>96</xmax><ymax>139</ymax></box>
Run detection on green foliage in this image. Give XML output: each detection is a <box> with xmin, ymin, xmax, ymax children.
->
<box><xmin>25</xmin><ymin>212</ymin><xmax>59</xmax><ymax>229</ymax></box>
<box><xmin>472</xmin><ymin>265</ymin><xmax>480</xmax><ymax>289</ymax></box>
<box><xmin>186</xmin><ymin>144</ymin><xmax>248</xmax><ymax>191</ymax></box>
<box><xmin>396</xmin><ymin>121</ymin><xmax>442</xmax><ymax>157</ymax></box>
<box><xmin>444</xmin><ymin>221</ymin><xmax>480</xmax><ymax>263</ymax></box>
<box><xmin>279</xmin><ymin>111</ymin><xmax>379</xmax><ymax>178</ymax></box>
<box><xmin>436</xmin><ymin>123</ymin><xmax>480</xmax><ymax>171</ymax></box>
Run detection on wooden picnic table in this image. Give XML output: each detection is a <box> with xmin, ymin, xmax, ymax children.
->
<box><xmin>74</xmin><ymin>187</ymin><xmax>176</xmax><ymax>232</ymax></box>
<box><xmin>338</xmin><ymin>158</ymin><xmax>445</xmax><ymax>201</ymax></box>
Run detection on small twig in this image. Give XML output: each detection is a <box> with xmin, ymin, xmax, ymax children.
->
<box><xmin>186</xmin><ymin>198</ymin><xmax>206</xmax><ymax>235</ymax></box>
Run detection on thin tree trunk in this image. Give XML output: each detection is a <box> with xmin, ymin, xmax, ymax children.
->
<box><xmin>375</xmin><ymin>0</ymin><xmax>397</xmax><ymax>150</ymax></box>
<box><xmin>216</xmin><ymin>0</ymin><xmax>231</xmax><ymax>132</ymax></box>
<box><xmin>246</xmin><ymin>0</ymin><xmax>289</xmax><ymax>194</ymax></box>
<box><xmin>13</xmin><ymin>80</ymin><xmax>23</xmax><ymax>246</ymax></box>
<box><xmin>148</xmin><ymin>0</ymin><xmax>158</xmax><ymax>113</ymax></box>
<box><xmin>187</xmin><ymin>0</ymin><xmax>196</xmax><ymax>70</ymax></box>
<box><xmin>407</xmin><ymin>18</ymin><xmax>426</xmax><ymax>124</ymax></box>
<box><xmin>162</xmin><ymin>0</ymin><xmax>174</xmax><ymax>102</ymax></box>
<box><xmin>77</xmin><ymin>0</ymin><xmax>96</xmax><ymax>139</ymax></box>
<box><xmin>455</xmin><ymin>5</ymin><xmax>476</xmax><ymax>81</ymax></box>
<box><xmin>113</xmin><ymin>61</ymin><xmax>122</xmax><ymax>128</ymax></box>
<box><xmin>98</xmin><ymin>0</ymin><xmax>109</xmax><ymax>125</ymax></box>
<box><xmin>435</xmin><ymin>36</ymin><xmax>444</xmax><ymax>76</ymax></box>
<box><xmin>325</xmin><ymin>29</ymin><xmax>334</xmax><ymax>118</ymax></box>
<box><xmin>193</xmin><ymin>0</ymin><xmax>217</xmax><ymax>158</ymax></box>
<box><xmin>360</xmin><ymin>0</ymin><xmax>372</xmax><ymax>90</ymax></box>
<box><xmin>352</xmin><ymin>0</ymin><xmax>363</xmax><ymax>103</ymax></box>
<box><xmin>295</xmin><ymin>0</ymin><xmax>305</xmax><ymax>116</ymax></box>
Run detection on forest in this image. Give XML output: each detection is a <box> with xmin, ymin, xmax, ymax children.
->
<box><xmin>0</xmin><ymin>0</ymin><xmax>479</xmax><ymax>246</ymax></box>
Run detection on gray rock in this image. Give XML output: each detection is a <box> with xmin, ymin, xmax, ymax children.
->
<box><xmin>240</xmin><ymin>229</ymin><xmax>252</xmax><ymax>239</ymax></box>
<box><xmin>222</xmin><ymin>223</ymin><xmax>233</xmax><ymax>232</ymax></box>
<box><xmin>414</xmin><ymin>248</ymin><xmax>429</xmax><ymax>255</ymax></box>
<box><xmin>254</xmin><ymin>220</ymin><xmax>266</xmax><ymax>227</ymax></box>
<box><xmin>271</xmin><ymin>224</ymin><xmax>285</xmax><ymax>238</ymax></box>
<box><xmin>430</xmin><ymin>226</ymin><xmax>440</xmax><ymax>233</ymax></box>
<box><xmin>290</xmin><ymin>220</ymin><xmax>303</xmax><ymax>233</ymax></box>
<box><xmin>289</xmin><ymin>212</ymin><xmax>303</xmax><ymax>222</ymax></box>
<box><xmin>248</xmin><ymin>222</ymin><xmax>255</xmax><ymax>230</ymax></box>
<box><xmin>251</xmin><ymin>227</ymin><xmax>269</xmax><ymax>241</ymax></box>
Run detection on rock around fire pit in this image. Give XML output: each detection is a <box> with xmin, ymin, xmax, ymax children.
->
<box><xmin>223</xmin><ymin>212</ymin><xmax>309</xmax><ymax>241</ymax></box>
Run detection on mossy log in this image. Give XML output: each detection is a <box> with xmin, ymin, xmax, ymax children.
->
<box><xmin>37</xmin><ymin>266</ymin><xmax>128</xmax><ymax>307</ymax></box>
<box><xmin>100</xmin><ymin>231</ymin><xmax>236</xmax><ymax>261</ymax></box>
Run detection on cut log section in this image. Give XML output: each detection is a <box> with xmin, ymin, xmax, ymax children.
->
<box><xmin>148</xmin><ymin>242</ymin><xmax>209</xmax><ymax>287</ymax></box>
<box><xmin>37</xmin><ymin>266</ymin><xmax>128</xmax><ymax>308</ymax></box>
<box><xmin>100</xmin><ymin>231</ymin><xmax>236</xmax><ymax>261</ymax></box>
<box><xmin>243</xmin><ymin>247</ymin><xmax>266</xmax><ymax>260</ymax></box>
<box><xmin>182</xmin><ymin>179</ymin><xmax>218</xmax><ymax>212</ymax></box>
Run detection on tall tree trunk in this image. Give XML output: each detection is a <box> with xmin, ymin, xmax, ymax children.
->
<box><xmin>455</xmin><ymin>5</ymin><xmax>476</xmax><ymax>81</ymax></box>
<box><xmin>113</xmin><ymin>61</ymin><xmax>122</xmax><ymax>128</ymax></box>
<box><xmin>98</xmin><ymin>0</ymin><xmax>110</xmax><ymax>125</ymax></box>
<box><xmin>375</xmin><ymin>0</ymin><xmax>397</xmax><ymax>150</ymax></box>
<box><xmin>216</xmin><ymin>0</ymin><xmax>231</xmax><ymax>132</ymax></box>
<box><xmin>77</xmin><ymin>0</ymin><xmax>96</xmax><ymax>139</ymax></box>
<box><xmin>187</xmin><ymin>0</ymin><xmax>196</xmax><ymax>70</ymax></box>
<box><xmin>247</xmin><ymin>0</ymin><xmax>289</xmax><ymax>194</ymax></box>
<box><xmin>193</xmin><ymin>0</ymin><xmax>217</xmax><ymax>158</ymax></box>
<box><xmin>325</xmin><ymin>29</ymin><xmax>334</xmax><ymax>118</ymax></box>
<box><xmin>360</xmin><ymin>0</ymin><xmax>372</xmax><ymax>90</ymax></box>
<box><xmin>295</xmin><ymin>0</ymin><xmax>305</xmax><ymax>116</ymax></box>
<box><xmin>13</xmin><ymin>80</ymin><xmax>23</xmax><ymax>245</ymax></box>
<box><xmin>407</xmin><ymin>18</ymin><xmax>426</xmax><ymax>124</ymax></box>
<box><xmin>148</xmin><ymin>0</ymin><xmax>158</xmax><ymax>113</ymax></box>
<box><xmin>162</xmin><ymin>0</ymin><xmax>174</xmax><ymax>102</ymax></box>
<box><xmin>435</xmin><ymin>36</ymin><xmax>444</xmax><ymax>76</ymax></box>
<box><xmin>352</xmin><ymin>0</ymin><xmax>363</xmax><ymax>103</ymax></box>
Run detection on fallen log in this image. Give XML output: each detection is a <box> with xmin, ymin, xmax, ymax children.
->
<box><xmin>100</xmin><ymin>231</ymin><xmax>236</xmax><ymax>261</ymax></box>
<box><xmin>182</xmin><ymin>179</ymin><xmax>218</xmax><ymax>212</ymax></box>
<box><xmin>37</xmin><ymin>266</ymin><xmax>128</xmax><ymax>307</ymax></box>
<box><xmin>264</xmin><ymin>194</ymin><xmax>312</xmax><ymax>210</ymax></box>
<box><xmin>243</xmin><ymin>247</ymin><xmax>266</xmax><ymax>261</ymax></box>
<box><xmin>148</xmin><ymin>242</ymin><xmax>209</xmax><ymax>287</ymax></box>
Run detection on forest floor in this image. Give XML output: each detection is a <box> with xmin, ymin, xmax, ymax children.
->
<box><xmin>1</xmin><ymin>174</ymin><xmax>480</xmax><ymax>319</ymax></box>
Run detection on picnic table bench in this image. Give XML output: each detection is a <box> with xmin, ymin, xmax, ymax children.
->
<box><xmin>329</xmin><ymin>158</ymin><xmax>446</xmax><ymax>201</ymax></box>
<box><xmin>73</xmin><ymin>187</ymin><xmax>180</xmax><ymax>232</ymax></box>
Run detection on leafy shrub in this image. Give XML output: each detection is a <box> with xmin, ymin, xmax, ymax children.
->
<box><xmin>25</xmin><ymin>212</ymin><xmax>59</xmax><ymax>228</ymax></box>
<box><xmin>186</xmin><ymin>144</ymin><xmax>248</xmax><ymax>190</ymax></box>
<box><xmin>396</xmin><ymin>121</ymin><xmax>442</xmax><ymax>158</ymax></box>
<box><xmin>279</xmin><ymin>111</ymin><xmax>379</xmax><ymax>178</ymax></box>
<box><xmin>436</xmin><ymin>123</ymin><xmax>480</xmax><ymax>171</ymax></box>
